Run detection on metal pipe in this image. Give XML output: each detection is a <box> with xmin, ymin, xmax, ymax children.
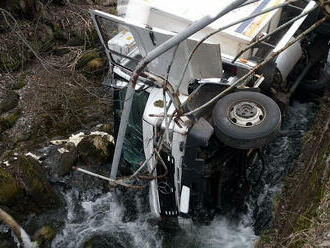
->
<box><xmin>74</xmin><ymin>167</ymin><xmax>147</xmax><ymax>189</ymax></box>
<box><xmin>109</xmin><ymin>0</ymin><xmax>250</xmax><ymax>181</ymax></box>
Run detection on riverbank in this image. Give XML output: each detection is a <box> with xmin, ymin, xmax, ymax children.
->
<box><xmin>0</xmin><ymin>1</ymin><xmax>117</xmax><ymax>247</ymax></box>
<box><xmin>257</xmin><ymin>90</ymin><xmax>330</xmax><ymax>247</ymax></box>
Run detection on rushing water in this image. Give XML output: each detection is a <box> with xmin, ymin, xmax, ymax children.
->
<box><xmin>52</xmin><ymin>101</ymin><xmax>317</xmax><ymax>248</ymax></box>
<box><xmin>52</xmin><ymin>190</ymin><xmax>257</xmax><ymax>248</ymax></box>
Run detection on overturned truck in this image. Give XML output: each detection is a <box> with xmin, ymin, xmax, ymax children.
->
<box><xmin>90</xmin><ymin>0</ymin><xmax>330</xmax><ymax>220</ymax></box>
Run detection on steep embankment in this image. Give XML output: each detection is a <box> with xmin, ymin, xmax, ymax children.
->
<box><xmin>257</xmin><ymin>90</ymin><xmax>330</xmax><ymax>247</ymax></box>
<box><xmin>0</xmin><ymin>1</ymin><xmax>117</xmax><ymax>247</ymax></box>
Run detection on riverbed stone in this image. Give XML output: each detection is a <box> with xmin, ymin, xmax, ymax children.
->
<box><xmin>77</xmin><ymin>135</ymin><xmax>114</xmax><ymax>166</ymax></box>
<box><xmin>9</xmin><ymin>155</ymin><xmax>61</xmax><ymax>211</ymax></box>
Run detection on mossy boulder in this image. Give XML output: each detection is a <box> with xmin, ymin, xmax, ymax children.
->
<box><xmin>77</xmin><ymin>135</ymin><xmax>115</xmax><ymax>166</ymax></box>
<box><xmin>11</xmin><ymin>156</ymin><xmax>60</xmax><ymax>209</ymax></box>
<box><xmin>1</xmin><ymin>155</ymin><xmax>61</xmax><ymax>216</ymax></box>
<box><xmin>0</xmin><ymin>167</ymin><xmax>22</xmax><ymax>206</ymax></box>
<box><xmin>0</xmin><ymin>110</ymin><xmax>21</xmax><ymax>133</ymax></box>
<box><xmin>0</xmin><ymin>0</ymin><xmax>43</xmax><ymax>19</ymax></box>
<box><xmin>0</xmin><ymin>89</ymin><xmax>19</xmax><ymax>114</ymax></box>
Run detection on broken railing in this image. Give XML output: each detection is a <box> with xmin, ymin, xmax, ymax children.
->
<box><xmin>75</xmin><ymin>0</ymin><xmax>329</xmax><ymax>188</ymax></box>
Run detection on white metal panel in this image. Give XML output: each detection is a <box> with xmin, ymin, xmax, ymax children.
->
<box><xmin>91</xmin><ymin>11</ymin><xmax>222</xmax><ymax>94</ymax></box>
<box><xmin>275</xmin><ymin>39</ymin><xmax>302</xmax><ymax>81</ymax></box>
<box><xmin>128</xmin><ymin>26</ymin><xmax>223</xmax><ymax>94</ymax></box>
<box><xmin>179</xmin><ymin>186</ymin><xmax>190</xmax><ymax>214</ymax></box>
<box><xmin>143</xmin><ymin>88</ymin><xmax>189</xmax><ymax>134</ymax></box>
<box><xmin>125</xmin><ymin>0</ymin><xmax>285</xmax><ymax>58</ymax></box>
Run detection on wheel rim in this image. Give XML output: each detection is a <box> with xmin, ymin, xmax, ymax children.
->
<box><xmin>229</xmin><ymin>101</ymin><xmax>266</xmax><ymax>127</ymax></box>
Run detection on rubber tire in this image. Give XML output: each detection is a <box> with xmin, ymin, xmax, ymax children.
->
<box><xmin>212</xmin><ymin>91</ymin><xmax>281</xmax><ymax>149</ymax></box>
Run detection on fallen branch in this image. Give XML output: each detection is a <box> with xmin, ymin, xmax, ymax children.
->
<box><xmin>0</xmin><ymin>208</ymin><xmax>37</xmax><ymax>248</ymax></box>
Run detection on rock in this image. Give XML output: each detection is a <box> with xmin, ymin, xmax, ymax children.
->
<box><xmin>33</xmin><ymin>225</ymin><xmax>55</xmax><ymax>247</ymax></box>
<box><xmin>0</xmin><ymin>110</ymin><xmax>21</xmax><ymax>134</ymax></box>
<box><xmin>96</xmin><ymin>123</ymin><xmax>114</xmax><ymax>134</ymax></box>
<box><xmin>0</xmin><ymin>89</ymin><xmax>19</xmax><ymax>114</ymax></box>
<box><xmin>57</xmin><ymin>143</ymin><xmax>77</xmax><ymax>177</ymax></box>
<box><xmin>0</xmin><ymin>0</ymin><xmax>42</xmax><ymax>19</ymax></box>
<box><xmin>8</xmin><ymin>155</ymin><xmax>61</xmax><ymax>211</ymax></box>
<box><xmin>0</xmin><ymin>167</ymin><xmax>22</xmax><ymax>206</ymax></box>
<box><xmin>77</xmin><ymin>135</ymin><xmax>114</xmax><ymax>166</ymax></box>
<box><xmin>0</xmin><ymin>232</ymin><xmax>16</xmax><ymax>248</ymax></box>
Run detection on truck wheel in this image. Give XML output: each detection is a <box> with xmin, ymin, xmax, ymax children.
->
<box><xmin>212</xmin><ymin>91</ymin><xmax>281</xmax><ymax>149</ymax></box>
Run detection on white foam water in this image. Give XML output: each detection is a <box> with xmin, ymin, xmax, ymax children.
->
<box><xmin>52</xmin><ymin>190</ymin><xmax>257</xmax><ymax>248</ymax></box>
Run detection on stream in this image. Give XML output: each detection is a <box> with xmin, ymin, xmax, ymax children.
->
<box><xmin>51</xmin><ymin>101</ymin><xmax>317</xmax><ymax>248</ymax></box>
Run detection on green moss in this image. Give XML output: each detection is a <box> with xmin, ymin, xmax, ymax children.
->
<box><xmin>0</xmin><ymin>53</ymin><xmax>22</xmax><ymax>72</ymax></box>
<box><xmin>34</xmin><ymin>225</ymin><xmax>55</xmax><ymax>245</ymax></box>
<box><xmin>12</xmin><ymin>73</ymin><xmax>28</xmax><ymax>90</ymax></box>
<box><xmin>14</xmin><ymin>156</ymin><xmax>61</xmax><ymax>209</ymax></box>
<box><xmin>87</xmin><ymin>58</ymin><xmax>103</xmax><ymax>71</ymax></box>
<box><xmin>53</xmin><ymin>23</ymin><xmax>66</xmax><ymax>41</ymax></box>
<box><xmin>109</xmin><ymin>7</ymin><xmax>117</xmax><ymax>15</ymax></box>
<box><xmin>0</xmin><ymin>111</ymin><xmax>20</xmax><ymax>133</ymax></box>
<box><xmin>0</xmin><ymin>167</ymin><xmax>20</xmax><ymax>205</ymax></box>
<box><xmin>76</xmin><ymin>50</ymin><xmax>100</xmax><ymax>70</ymax></box>
<box><xmin>288</xmin><ymin>239</ymin><xmax>305</xmax><ymax>248</ymax></box>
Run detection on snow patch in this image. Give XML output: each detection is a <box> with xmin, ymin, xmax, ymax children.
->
<box><xmin>68</xmin><ymin>132</ymin><xmax>86</xmax><ymax>146</ymax></box>
<box><xmin>25</xmin><ymin>152</ymin><xmax>41</xmax><ymax>161</ymax></box>
<box><xmin>90</xmin><ymin>131</ymin><xmax>114</xmax><ymax>143</ymax></box>
<box><xmin>51</xmin><ymin>131</ymin><xmax>114</xmax><ymax>147</ymax></box>
<box><xmin>51</xmin><ymin>132</ymin><xmax>86</xmax><ymax>147</ymax></box>
<box><xmin>58</xmin><ymin>148</ymin><xmax>69</xmax><ymax>154</ymax></box>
